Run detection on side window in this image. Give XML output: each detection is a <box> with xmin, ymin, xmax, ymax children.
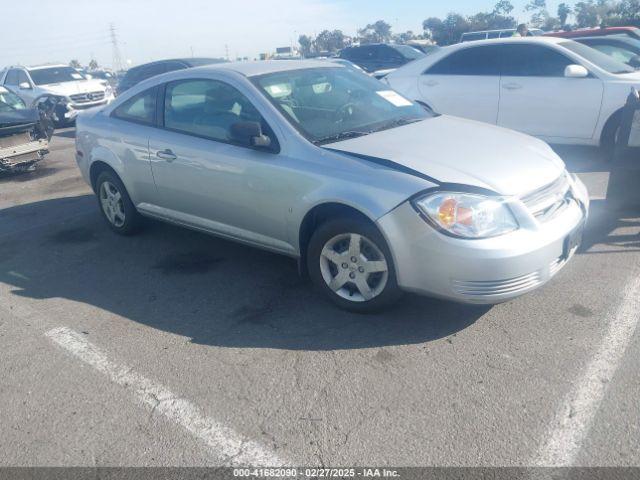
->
<box><xmin>163</xmin><ymin>79</ymin><xmax>264</xmax><ymax>145</ymax></box>
<box><xmin>501</xmin><ymin>45</ymin><xmax>573</xmax><ymax>77</ymax></box>
<box><xmin>111</xmin><ymin>87</ymin><xmax>157</xmax><ymax>125</ymax></box>
<box><xmin>5</xmin><ymin>69</ymin><xmax>19</xmax><ymax>86</ymax></box>
<box><xmin>162</xmin><ymin>61</ymin><xmax>187</xmax><ymax>74</ymax></box>
<box><xmin>426</xmin><ymin>46</ymin><xmax>502</xmax><ymax>76</ymax></box>
<box><xmin>488</xmin><ymin>31</ymin><xmax>501</xmax><ymax>39</ymax></box>
<box><xmin>139</xmin><ymin>63</ymin><xmax>167</xmax><ymax>83</ymax></box>
<box><xmin>462</xmin><ymin>32</ymin><xmax>487</xmax><ymax>42</ymax></box>
<box><xmin>17</xmin><ymin>71</ymin><xmax>30</xmax><ymax>86</ymax></box>
<box><xmin>499</xmin><ymin>31</ymin><xmax>515</xmax><ymax>38</ymax></box>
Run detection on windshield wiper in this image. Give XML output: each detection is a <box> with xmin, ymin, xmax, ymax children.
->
<box><xmin>314</xmin><ymin>130</ymin><xmax>371</xmax><ymax>145</ymax></box>
<box><xmin>375</xmin><ymin>117</ymin><xmax>423</xmax><ymax>132</ymax></box>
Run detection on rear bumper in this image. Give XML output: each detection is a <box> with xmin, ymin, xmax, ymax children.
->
<box><xmin>377</xmin><ymin>175</ymin><xmax>590</xmax><ymax>304</ymax></box>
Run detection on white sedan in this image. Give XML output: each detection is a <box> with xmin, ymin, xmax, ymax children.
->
<box><xmin>385</xmin><ymin>37</ymin><xmax>640</xmax><ymax>149</ymax></box>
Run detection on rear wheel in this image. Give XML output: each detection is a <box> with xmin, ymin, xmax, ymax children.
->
<box><xmin>307</xmin><ymin>217</ymin><xmax>402</xmax><ymax>312</ymax></box>
<box><xmin>95</xmin><ymin>170</ymin><xmax>142</xmax><ymax>235</ymax></box>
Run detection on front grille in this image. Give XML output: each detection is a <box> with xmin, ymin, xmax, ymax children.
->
<box><xmin>521</xmin><ymin>173</ymin><xmax>574</xmax><ymax>222</ymax></box>
<box><xmin>69</xmin><ymin>91</ymin><xmax>105</xmax><ymax>104</ymax></box>
<box><xmin>0</xmin><ymin>131</ymin><xmax>32</xmax><ymax>149</ymax></box>
<box><xmin>452</xmin><ymin>271</ymin><xmax>543</xmax><ymax>297</ymax></box>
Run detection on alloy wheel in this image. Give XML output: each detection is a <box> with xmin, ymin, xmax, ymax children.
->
<box><xmin>99</xmin><ymin>181</ymin><xmax>126</xmax><ymax>228</ymax></box>
<box><xmin>319</xmin><ymin>232</ymin><xmax>389</xmax><ymax>302</ymax></box>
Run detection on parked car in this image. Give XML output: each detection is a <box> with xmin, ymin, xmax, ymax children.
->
<box><xmin>87</xmin><ymin>69</ymin><xmax>118</xmax><ymax>88</ymax></box>
<box><xmin>116</xmin><ymin>58</ymin><xmax>227</xmax><ymax>94</ymax></box>
<box><xmin>460</xmin><ymin>28</ymin><xmax>544</xmax><ymax>42</ymax></box>
<box><xmin>385</xmin><ymin>37</ymin><xmax>640</xmax><ymax>150</ymax></box>
<box><xmin>545</xmin><ymin>26</ymin><xmax>640</xmax><ymax>41</ymax></box>
<box><xmin>0</xmin><ymin>65</ymin><xmax>114</xmax><ymax>126</ymax></box>
<box><xmin>0</xmin><ymin>86</ymin><xmax>53</xmax><ymax>173</ymax></box>
<box><xmin>573</xmin><ymin>35</ymin><xmax>640</xmax><ymax>69</ymax></box>
<box><xmin>338</xmin><ymin>44</ymin><xmax>424</xmax><ymax>74</ymax></box>
<box><xmin>75</xmin><ymin>60</ymin><xmax>588</xmax><ymax>311</ymax></box>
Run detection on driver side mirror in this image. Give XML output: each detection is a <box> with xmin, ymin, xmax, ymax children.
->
<box><xmin>230</xmin><ymin>121</ymin><xmax>272</xmax><ymax>149</ymax></box>
<box><xmin>18</xmin><ymin>81</ymin><xmax>32</xmax><ymax>90</ymax></box>
<box><xmin>564</xmin><ymin>64</ymin><xmax>589</xmax><ymax>78</ymax></box>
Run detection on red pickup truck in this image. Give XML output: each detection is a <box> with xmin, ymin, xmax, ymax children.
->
<box><xmin>545</xmin><ymin>26</ymin><xmax>640</xmax><ymax>41</ymax></box>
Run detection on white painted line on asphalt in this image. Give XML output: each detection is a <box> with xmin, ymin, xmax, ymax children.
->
<box><xmin>46</xmin><ymin>326</ymin><xmax>287</xmax><ymax>467</ymax></box>
<box><xmin>535</xmin><ymin>272</ymin><xmax>640</xmax><ymax>466</ymax></box>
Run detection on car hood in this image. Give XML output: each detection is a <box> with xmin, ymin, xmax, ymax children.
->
<box><xmin>39</xmin><ymin>79</ymin><xmax>107</xmax><ymax>96</ymax></box>
<box><xmin>0</xmin><ymin>108</ymin><xmax>38</xmax><ymax>135</ymax></box>
<box><xmin>326</xmin><ymin>115</ymin><xmax>566</xmax><ymax>196</ymax></box>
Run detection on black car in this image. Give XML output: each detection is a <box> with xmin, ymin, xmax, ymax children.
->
<box><xmin>338</xmin><ymin>44</ymin><xmax>424</xmax><ymax>73</ymax></box>
<box><xmin>574</xmin><ymin>35</ymin><xmax>640</xmax><ymax>69</ymax></box>
<box><xmin>116</xmin><ymin>58</ymin><xmax>226</xmax><ymax>94</ymax></box>
<box><xmin>0</xmin><ymin>86</ymin><xmax>53</xmax><ymax>173</ymax></box>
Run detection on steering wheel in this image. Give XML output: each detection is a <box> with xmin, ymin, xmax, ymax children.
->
<box><xmin>334</xmin><ymin>103</ymin><xmax>358</xmax><ymax>124</ymax></box>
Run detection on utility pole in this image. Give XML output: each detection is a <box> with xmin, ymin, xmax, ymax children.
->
<box><xmin>110</xmin><ymin>23</ymin><xmax>124</xmax><ymax>72</ymax></box>
<box><xmin>225</xmin><ymin>44</ymin><xmax>230</xmax><ymax>61</ymax></box>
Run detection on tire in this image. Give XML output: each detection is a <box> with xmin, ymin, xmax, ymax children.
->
<box><xmin>307</xmin><ymin>217</ymin><xmax>402</xmax><ymax>313</ymax></box>
<box><xmin>600</xmin><ymin>113</ymin><xmax>622</xmax><ymax>160</ymax></box>
<box><xmin>95</xmin><ymin>170</ymin><xmax>142</xmax><ymax>235</ymax></box>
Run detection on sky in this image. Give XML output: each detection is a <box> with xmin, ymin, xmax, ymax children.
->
<box><xmin>2</xmin><ymin>0</ymin><xmax>563</xmax><ymax>69</ymax></box>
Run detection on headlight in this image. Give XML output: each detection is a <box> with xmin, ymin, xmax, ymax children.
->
<box><xmin>413</xmin><ymin>192</ymin><xmax>518</xmax><ymax>239</ymax></box>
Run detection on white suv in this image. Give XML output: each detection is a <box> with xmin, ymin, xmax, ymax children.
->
<box><xmin>0</xmin><ymin>64</ymin><xmax>114</xmax><ymax>125</ymax></box>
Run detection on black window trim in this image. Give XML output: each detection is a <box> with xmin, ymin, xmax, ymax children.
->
<box><xmin>156</xmin><ymin>77</ymin><xmax>281</xmax><ymax>154</ymax></box>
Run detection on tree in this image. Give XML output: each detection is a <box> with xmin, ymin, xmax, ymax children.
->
<box><xmin>88</xmin><ymin>59</ymin><xmax>99</xmax><ymax>70</ymax></box>
<box><xmin>393</xmin><ymin>30</ymin><xmax>418</xmax><ymax>44</ymax></box>
<box><xmin>69</xmin><ymin>59</ymin><xmax>81</xmax><ymax>69</ymax></box>
<box><xmin>298</xmin><ymin>34</ymin><xmax>314</xmax><ymax>57</ymax></box>
<box><xmin>493</xmin><ymin>0</ymin><xmax>514</xmax><ymax>15</ymax></box>
<box><xmin>557</xmin><ymin>3</ymin><xmax>572</xmax><ymax>25</ymax></box>
<box><xmin>574</xmin><ymin>0</ymin><xmax>601</xmax><ymax>27</ymax></box>
<box><xmin>315</xmin><ymin>30</ymin><xmax>347</xmax><ymax>53</ymax></box>
<box><xmin>358</xmin><ymin>20</ymin><xmax>392</xmax><ymax>44</ymax></box>
<box><xmin>423</xmin><ymin>13</ymin><xmax>471</xmax><ymax>45</ymax></box>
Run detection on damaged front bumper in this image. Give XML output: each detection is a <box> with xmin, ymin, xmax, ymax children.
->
<box><xmin>0</xmin><ymin>138</ymin><xmax>49</xmax><ymax>172</ymax></box>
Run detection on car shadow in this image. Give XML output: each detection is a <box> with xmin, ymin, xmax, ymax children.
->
<box><xmin>0</xmin><ymin>195</ymin><xmax>489</xmax><ymax>351</ymax></box>
<box><xmin>550</xmin><ymin>144</ymin><xmax>640</xmax><ymax>254</ymax></box>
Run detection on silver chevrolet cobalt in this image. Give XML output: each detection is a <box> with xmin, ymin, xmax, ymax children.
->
<box><xmin>75</xmin><ymin>60</ymin><xmax>589</xmax><ymax>312</ymax></box>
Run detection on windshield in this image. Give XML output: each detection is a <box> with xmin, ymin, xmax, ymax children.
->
<box><xmin>392</xmin><ymin>45</ymin><xmax>425</xmax><ymax>61</ymax></box>
<box><xmin>29</xmin><ymin>67</ymin><xmax>86</xmax><ymax>85</ymax></box>
<box><xmin>254</xmin><ymin>67</ymin><xmax>432</xmax><ymax>144</ymax></box>
<box><xmin>0</xmin><ymin>87</ymin><xmax>27</xmax><ymax>112</ymax></box>
<box><xmin>560</xmin><ymin>41</ymin><xmax>635</xmax><ymax>74</ymax></box>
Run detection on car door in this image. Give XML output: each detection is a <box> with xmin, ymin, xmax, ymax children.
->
<box><xmin>418</xmin><ymin>45</ymin><xmax>502</xmax><ymax>124</ymax></box>
<box><xmin>497</xmin><ymin>43</ymin><xmax>604</xmax><ymax>140</ymax></box>
<box><xmin>4</xmin><ymin>69</ymin><xmax>35</xmax><ymax>104</ymax></box>
<box><xmin>147</xmin><ymin>77</ymin><xmax>293</xmax><ymax>253</ymax></box>
<box><xmin>107</xmin><ymin>87</ymin><xmax>160</xmax><ymax>206</ymax></box>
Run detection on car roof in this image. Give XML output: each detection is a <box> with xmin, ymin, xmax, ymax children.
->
<box><xmin>27</xmin><ymin>64</ymin><xmax>69</xmax><ymax>70</ymax></box>
<box><xmin>184</xmin><ymin>59</ymin><xmax>341</xmax><ymax>77</ymax></box>
<box><xmin>452</xmin><ymin>36</ymin><xmax>567</xmax><ymax>47</ymax></box>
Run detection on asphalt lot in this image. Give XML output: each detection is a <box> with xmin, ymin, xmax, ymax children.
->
<box><xmin>0</xmin><ymin>129</ymin><xmax>639</xmax><ymax>467</ymax></box>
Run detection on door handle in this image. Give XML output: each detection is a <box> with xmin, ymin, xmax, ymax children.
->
<box><xmin>502</xmin><ymin>82</ymin><xmax>523</xmax><ymax>90</ymax></box>
<box><xmin>156</xmin><ymin>149</ymin><xmax>177</xmax><ymax>162</ymax></box>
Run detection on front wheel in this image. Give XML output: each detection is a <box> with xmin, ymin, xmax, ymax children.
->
<box><xmin>307</xmin><ymin>217</ymin><xmax>402</xmax><ymax>312</ymax></box>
